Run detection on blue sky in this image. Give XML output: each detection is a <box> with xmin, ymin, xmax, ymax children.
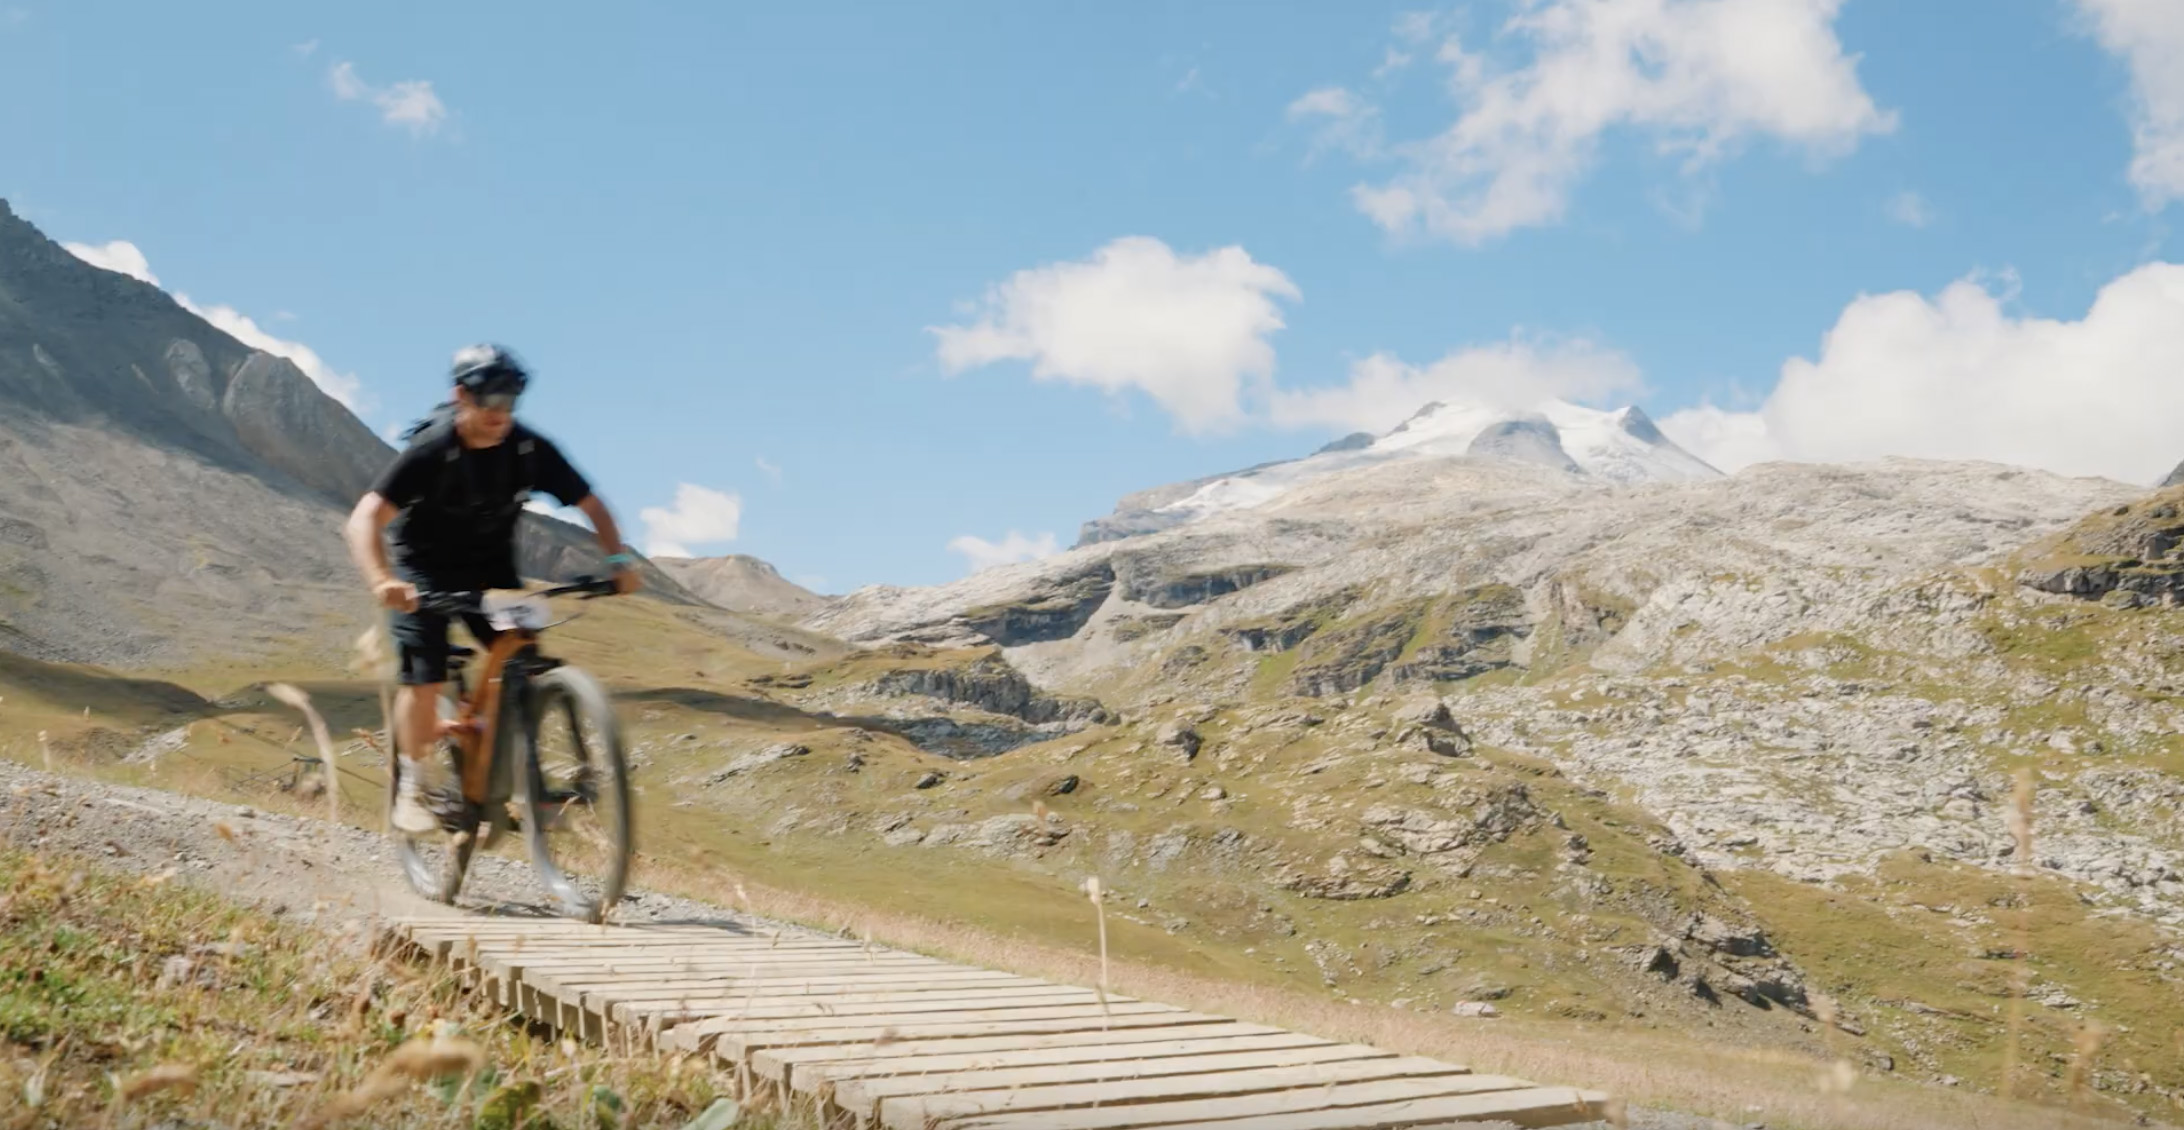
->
<box><xmin>7</xmin><ymin>1</ymin><xmax>2183</xmax><ymax>591</ymax></box>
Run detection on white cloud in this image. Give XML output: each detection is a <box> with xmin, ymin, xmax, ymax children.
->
<box><xmin>1658</xmin><ymin>262</ymin><xmax>2184</xmax><ymax>484</ymax></box>
<box><xmin>947</xmin><ymin>531</ymin><xmax>1062</xmax><ymax>575</ymax></box>
<box><xmin>1288</xmin><ymin>87</ymin><xmax>1382</xmax><ymax>159</ymax></box>
<box><xmin>61</xmin><ymin>239</ymin><xmax>159</xmax><ymax>285</ymax></box>
<box><xmin>2073</xmin><ymin>0</ymin><xmax>2184</xmax><ymax>209</ymax></box>
<box><xmin>61</xmin><ymin>239</ymin><xmax>366</xmax><ymax>409</ymax></box>
<box><xmin>931</xmin><ymin>237</ymin><xmax>1301</xmax><ymax>434</ymax></box>
<box><xmin>640</xmin><ymin>483</ymin><xmax>743</xmax><ymax>558</ymax></box>
<box><xmin>1885</xmin><ymin>189</ymin><xmax>1933</xmax><ymax>228</ymax></box>
<box><xmin>1320</xmin><ymin>0</ymin><xmax>1895</xmax><ymax>244</ymax></box>
<box><xmin>1269</xmin><ymin>338</ymin><xmax>1645</xmax><ymax>434</ymax></box>
<box><xmin>754</xmin><ymin>455</ymin><xmax>783</xmax><ymax>484</ymax></box>
<box><xmin>291</xmin><ymin>38</ymin><xmax>319</xmax><ymax>57</ymax></box>
<box><xmin>328</xmin><ymin>60</ymin><xmax>448</xmax><ymax>137</ymax></box>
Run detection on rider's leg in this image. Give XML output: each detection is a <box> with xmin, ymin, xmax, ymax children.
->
<box><xmin>387</xmin><ymin>606</ymin><xmax>457</xmax><ymax>835</ymax></box>
<box><xmin>396</xmin><ymin>683</ymin><xmax>445</xmax><ymax>765</ymax></box>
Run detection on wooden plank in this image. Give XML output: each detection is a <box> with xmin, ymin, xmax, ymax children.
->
<box><xmin>708</xmin><ymin>1002</ymin><xmax>1180</xmax><ymax>1038</ymax></box>
<box><xmin>605</xmin><ymin>986</ymin><xmax>1112</xmax><ymax>1027</ymax></box>
<box><xmin>417</xmin><ymin>938</ymin><xmax>876</xmax><ymax>961</ymax></box>
<box><xmin>471</xmin><ymin>948</ymin><xmax>937</xmax><ymax>966</ymax></box>
<box><xmin>507</xmin><ymin>960</ymin><xmax>957</xmax><ymax>986</ymax></box>
<box><xmin>930</xmin><ymin>1074</ymin><xmax>1553</xmax><ymax>1130</ymax></box>
<box><xmin>502</xmin><ymin>957</ymin><xmax>991</xmax><ymax>992</ymax></box>
<box><xmin>682</xmin><ymin>1009</ymin><xmax>1229</xmax><ymax>1057</ymax></box>
<box><xmin>553</xmin><ymin>972</ymin><xmax>1038</xmax><ymax>1006</ymax></box>
<box><xmin>833</xmin><ymin>1044</ymin><xmax>1403</xmax><ymax>1118</ymax></box>
<box><xmin>754</xmin><ymin>1023</ymin><xmax>1293</xmax><ymax>1089</ymax></box>
<box><xmin>506</xmin><ymin>958</ymin><xmax>957</xmax><ymax>989</ymax></box>
<box><xmin>785</xmin><ymin>1031</ymin><xmax>1332</xmax><ymax>1096</ymax></box>
<box><xmin>882</xmin><ymin>1058</ymin><xmax>1478</xmax><ymax>1130</ymax></box>
<box><xmin>596</xmin><ymin>990</ymin><xmax>1113</xmax><ymax>1027</ymax></box>
<box><xmin>1144</xmin><ymin>1087</ymin><xmax>1617</xmax><ymax>1130</ymax></box>
<box><xmin>589</xmin><ymin>975</ymin><xmax>1059</xmax><ymax>1006</ymax></box>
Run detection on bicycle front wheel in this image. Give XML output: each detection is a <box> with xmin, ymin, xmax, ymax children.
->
<box><xmin>520</xmin><ymin>666</ymin><xmax>632</xmax><ymax>923</ymax></box>
<box><xmin>390</xmin><ymin>690</ymin><xmax>475</xmax><ymax>905</ymax></box>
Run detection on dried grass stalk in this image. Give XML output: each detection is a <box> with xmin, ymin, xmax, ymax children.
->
<box><xmin>267</xmin><ymin>683</ymin><xmax>340</xmax><ymax>823</ymax></box>
<box><xmin>118</xmin><ymin>1063</ymin><xmax>197</xmax><ymax>1101</ymax></box>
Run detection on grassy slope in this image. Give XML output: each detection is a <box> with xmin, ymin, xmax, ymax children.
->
<box><xmin>0</xmin><ymin>586</ymin><xmax>2173</xmax><ymax>1127</ymax></box>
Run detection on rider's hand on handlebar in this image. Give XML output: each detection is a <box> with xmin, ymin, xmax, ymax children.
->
<box><xmin>612</xmin><ymin>568</ymin><xmax>642</xmax><ymax>596</ymax></box>
<box><xmin>373</xmin><ymin>578</ymin><xmax>420</xmax><ymax>612</ymax></box>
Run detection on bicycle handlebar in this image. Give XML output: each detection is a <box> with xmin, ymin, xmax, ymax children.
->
<box><xmin>415</xmin><ymin>575</ymin><xmax>621</xmax><ymax>616</ymax></box>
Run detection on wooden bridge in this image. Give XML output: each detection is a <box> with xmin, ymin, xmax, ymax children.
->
<box><xmin>385</xmin><ymin>913</ymin><xmax>1614</xmax><ymax>1129</ymax></box>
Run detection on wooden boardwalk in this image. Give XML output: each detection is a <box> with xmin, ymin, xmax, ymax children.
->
<box><xmin>385</xmin><ymin>913</ymin><xmax>1613</xmax><ymax>1129</ymax></box>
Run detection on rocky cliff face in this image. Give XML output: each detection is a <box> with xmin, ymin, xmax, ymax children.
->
<box><xmin>0</xmin><ymin>199</ymin><xmax>692</xmax><ymax>666</ymax></box>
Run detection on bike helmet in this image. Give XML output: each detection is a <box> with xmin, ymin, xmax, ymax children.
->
<box><xmin>450</xmin><ymin>343</ymin><xmax>531</xmax><ymax>395</ymax></box>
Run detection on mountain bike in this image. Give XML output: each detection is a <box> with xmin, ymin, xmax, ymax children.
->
<box><xmin>386</xmin><ymin>576</ymin><xmax>633</xmax><ymax>923</ymax></box>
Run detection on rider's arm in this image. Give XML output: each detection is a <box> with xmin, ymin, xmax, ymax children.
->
<box><xmin>573</xmin><ymin>495</ymin><xmax>643</xmax><ymax>594</ymax></box>
<box><xmin>344</xmin><ymin>493</ymin><xmax>400</xmax><ymax>584</ymax></box>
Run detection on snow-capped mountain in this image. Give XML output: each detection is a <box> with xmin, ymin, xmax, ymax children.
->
<box><xmin>1079</xmin><ymin>399</ymin><xmax>1720</xmax><ymax>545</ymax></box>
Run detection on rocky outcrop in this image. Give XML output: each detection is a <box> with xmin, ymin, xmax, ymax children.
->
<box><xmin>1358</xmin><ymin>784</ymin><xmax>1541</xmax><ymax>874</ymax></box>
<box><xmin>1118</xmin><ymin>563</ymin><xmax>1294</xmax><ymax>609</ymax></box>
<box><xmin>1388</xmin><ymin>585</ymin><xmax>1531</xmax><ymax>685</ymax></box>
<box><xmin>956</xmin><ymin>563</ymin><xmax>1115</xmax><ymax>645</ymax></box>
<box><xmin>1285</xmin><ymin>603</ymin><xmax>1427</xmax><ymax>697</ymax></box>
<box><xmin>872</xmin><ymin>653</ymin><xmax>1111</xmax><ymax>726</ymax></box>
<box><xmin>2017</xmin><ymin>493</ymin><xmax>2184</xmax><ymax>607</ymax></box>
<box><xmin>1466</xmin><ymin>417</ymin><xmax>1579</xmax><ymax>473</ymax></box>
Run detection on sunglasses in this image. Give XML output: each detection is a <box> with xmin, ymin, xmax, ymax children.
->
<box><xmin>468</xmin><ymin>387</ymin><xmax>522</xmax><ymax>411</ymax></box>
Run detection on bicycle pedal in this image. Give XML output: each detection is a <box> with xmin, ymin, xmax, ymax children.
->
<box><xmin>424</xmin><ymin>788</ymin><xmax>476</xmax><ymax>834</ymax></box>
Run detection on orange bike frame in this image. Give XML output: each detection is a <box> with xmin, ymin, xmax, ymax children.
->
<box><xmin>456</xmin><ymin>629</ymin><xmax>538</xmax><ymax>804</ymax></box>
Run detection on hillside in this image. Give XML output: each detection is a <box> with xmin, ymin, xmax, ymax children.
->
<box><xmin>0</xmin><ymin>199</ymin><xmax>697</xmax><ymax>670</ymax></box>
<box><xmin>656</xmin><ymin>553</ymin><xmax>831</xmax><ymax>619</ymax></box>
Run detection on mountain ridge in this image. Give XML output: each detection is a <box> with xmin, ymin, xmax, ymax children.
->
<box><xmin>0</xmin><ymin>198</ymin><xmax>699</xmax><ymax>667</ymax></box>
<box><xmin>1078</xmin><ymin>398</ymin><xmax>1719</xmax><ymax>545</ymax></box>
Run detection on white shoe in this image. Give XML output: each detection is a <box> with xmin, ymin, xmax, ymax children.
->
<box><xmin>392</xmin><ymin>765</ymin><xmax>441</xmax><ymax>836</ymax></box>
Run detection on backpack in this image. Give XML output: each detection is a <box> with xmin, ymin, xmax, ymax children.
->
<box><xmin>398</xmin><ymin>401</ymin><xmax>540</xmax><ymax>521</ymax></box>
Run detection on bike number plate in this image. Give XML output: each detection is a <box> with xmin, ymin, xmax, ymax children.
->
<box><xmin>482</xmin><ymin>593</ymin><xmax>551</xmax><ymax>631</ymax></box>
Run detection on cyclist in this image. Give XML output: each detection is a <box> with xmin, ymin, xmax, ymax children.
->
<box><xmin>344</xmin><ymin>344</ymin><xmax>641</xmax><ymax>835</ymax></box>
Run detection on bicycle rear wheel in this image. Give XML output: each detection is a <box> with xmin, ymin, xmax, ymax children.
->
<box><xmin>520</xmin><ymin>666</ymin><xmax>632</xmax><ymax>923</ymax></box>
<box><xmin>389</xmin><ymin>691</ymin><xmax>476</xmax><ymax>904</ymax></box>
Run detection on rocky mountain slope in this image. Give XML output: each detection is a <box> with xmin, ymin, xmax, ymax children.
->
<box><xmin>0</xmin><ymin>199</ymin><xmax>697</xmax><ymax>668</ymax></box>
<box><xmin>795</xmin><ymin>450</ymin><xmax>2184</xmax><ymax>1109</ymax></box>
<box><xmin>1079</xmin><ymin>399</ymin><xmax>1718</xmax><ymax>544</ymax></box>
<box><xmin>655</xmin><ymin>553</ymin><xmax>829</xmax><ymax>619</ymax></box>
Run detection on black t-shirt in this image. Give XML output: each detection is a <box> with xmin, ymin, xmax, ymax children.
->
<box><xmin>370</xmin><ymin>415</ymin><xmax>592</xmax><ymax>592</ymax></box>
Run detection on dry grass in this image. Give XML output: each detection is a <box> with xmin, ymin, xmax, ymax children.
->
<box><xmin>635</xmin><ymin>851</ymin><xmax>2148</xmax><ymax>1130</ymax></box>
<box><xmin>0</xmin><ymin>849</ymin><xmax>795</xmax><ymax>1130</ymax></box>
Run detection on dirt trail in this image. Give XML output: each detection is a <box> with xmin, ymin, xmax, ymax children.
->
<box><xmin>0</xmin><ymin>757</ymin><xmax>802</xmax><ymax>944</ymax></box>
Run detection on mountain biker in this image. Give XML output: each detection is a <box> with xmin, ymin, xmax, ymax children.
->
<box><xmin>343</xmin><ymin>344</ymin><xmax>641</xmax><ymax>835</ymax></box>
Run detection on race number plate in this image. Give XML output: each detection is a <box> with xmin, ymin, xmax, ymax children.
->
<box><xmin>482</xmin><ymin>593</ymin><xmax>551</xmax><ymax>632</ymax></box>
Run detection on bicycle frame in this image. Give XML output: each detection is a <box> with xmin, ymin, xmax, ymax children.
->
<box><xmin>451</xmin><ymin>629</ymin><xmax>539</xmax><ymax>805</ymax></box>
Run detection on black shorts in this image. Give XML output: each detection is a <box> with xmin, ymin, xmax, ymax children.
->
<box><xmin>388</xmin><ymin>607</ymin><xmax>501</xmax><ymax>687</ymax></box>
